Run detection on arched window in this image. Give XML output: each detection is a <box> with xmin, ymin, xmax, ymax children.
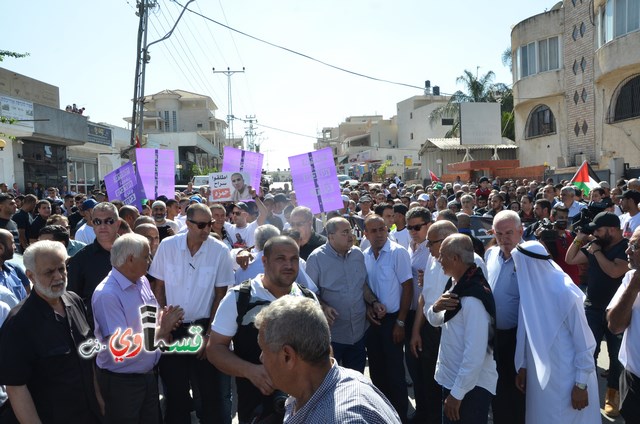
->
<box><xmin>526</xmin><ymin>105</ymin><xmax>556</xmax><ymax>138</ymax></box>
<box><xmin>612</xmin><ymin>74</ymin><xmax>640</xmax><ymax>122</ymax></box>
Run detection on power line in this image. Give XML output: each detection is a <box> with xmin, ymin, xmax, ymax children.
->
<box><xmin>175</xmin><ymin>1</ymin><xmax>425</xmax><ymax>91</ymax></box>
<box><xmin>233</xmin><ymin>117</ymin><xmax>317</xmax><ymax>139</ymax></box>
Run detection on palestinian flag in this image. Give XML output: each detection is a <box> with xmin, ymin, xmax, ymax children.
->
<box><xmin>429</xmin><ymin>169</ymin><xmax>440</xmax><ymax>182</ymax></box>
<box><xmin>570</xmin><ymin>160</ymin><xmax>600</xmax><ymax>196</ymax></box>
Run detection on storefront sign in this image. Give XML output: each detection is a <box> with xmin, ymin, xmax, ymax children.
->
<box><xmin>87</xmin><ymin>123</ymin><xmax>112</xmax><ymax>146</ymax></box>
<box><xmin>0</xmin><ymin>95</ymin><xmax>34</xmax><ymax>130</ymax></box>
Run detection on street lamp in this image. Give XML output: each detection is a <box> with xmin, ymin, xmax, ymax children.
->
<box><xmin>0</xmin><ymin>139</ymin><xmax>6</xmax><ymax>151</ymax></box>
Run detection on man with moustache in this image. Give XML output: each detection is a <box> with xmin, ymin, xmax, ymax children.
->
<box><xmin>566</xmin><ymin>211</ymin><xmax>629</xmax><ymax>417</ymax></box>
<box><xmin>0</xmin><ymin>241</ymin><xmax>101</xmax><ymax>423</ymax></box>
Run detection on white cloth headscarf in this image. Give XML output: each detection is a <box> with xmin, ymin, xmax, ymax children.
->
<box><xmin>511</xmin><ymin>240</ymin><xmax>588</xmax><ymax>389</ymax></box>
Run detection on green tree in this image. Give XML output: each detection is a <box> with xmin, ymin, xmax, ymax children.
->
<box><xmin>0</xmin><ymin>50</ymin><xmax>29</xmax><ymax>61</ymax></box>
<box><xmin>428</xmin><ymin>69</ymin><xmax>514</xmax><ymax>140</ymax></box>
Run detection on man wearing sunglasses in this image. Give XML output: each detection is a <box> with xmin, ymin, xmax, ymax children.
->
<box><xmin>149</xmin><ymin>203</ymin><xmax>235</xmax><ymax>423</ymax></box>
<box><xmin>68</xmin><ymin>202</ymin><xmax>121</xmax><ymax>328</ymax></box>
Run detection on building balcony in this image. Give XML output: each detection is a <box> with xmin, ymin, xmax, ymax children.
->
<box><xmin>594</xmin><ymin>30</ymin><xmax>640</xmax><ymax>82</ymax></box>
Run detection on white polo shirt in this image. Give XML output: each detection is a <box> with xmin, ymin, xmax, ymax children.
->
<box><xmin>608</xmin><ymin>269</ymin><xmax>640</xmax><ymax>376</ymax></box>
<box><xmin>363</xmin><ymin>240</ymin><xmax>412</xmax><ymax>314</ymax></box>
<box><xmin>149</xmin><ymin>233</ymin><xmax>234</xmax><ymax>322</ymax></box>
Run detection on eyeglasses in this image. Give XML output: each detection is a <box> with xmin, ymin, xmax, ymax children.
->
<box><xmin>426</xmin><ymin>238</ymin><xmax>444</xmax><ymax>247</ymax></box>
<box><xmin>92</xmin><ymin>218</ymin><xmax>116</xmax><ymax>226</ymax></box>
<box><xmin>630</xmin><ymin>243</ymin><xmax>640</xmax><ymax>252</ymax></box>
<box><xmin>188</xmin><ymin>219</ymin><xmax>213</xmax><ymax>229</ymax></box>
<box><xmin>407</xmin><ymin>223</ymin><xmax>428</xmax><ymax>232</ymax></box>
<box><xmin>232</xmin><ymin>211</ymin><xmax>243</xmax><ymax>216</ymax></box>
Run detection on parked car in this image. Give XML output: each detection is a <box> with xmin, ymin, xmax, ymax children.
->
<box><xmin>337</xmin><ymin>174</ymin><xmax>359</xmax><ymax>187</ymax></box>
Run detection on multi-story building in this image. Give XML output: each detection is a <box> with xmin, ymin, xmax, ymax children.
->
<box><xmin>396</xmin><ymin>94</ymin><xmax>450</xmax><ymax>150</ymax></box>
<box><xmin>511</xmin><ymin>0</ymin><xmax>640</xmax><ymax>178</ymax></box>
<box><xmin>123</xmin><ymin>89</ymin><xmax>226</xmax><ymax>182</ymax></box>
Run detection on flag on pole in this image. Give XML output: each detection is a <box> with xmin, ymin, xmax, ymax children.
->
<box><xmin>429</xmin><ymin>169</ymin><xmax>440</xmax><ymax>182</ymax></box>
<box><xmin>570</xmin><ymin>160</ymin><xmax>600</xmax><ymax>196</ymax></box>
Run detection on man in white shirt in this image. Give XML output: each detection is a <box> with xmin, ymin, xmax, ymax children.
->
<box><xmin>148</xmin><ymin>203</ymin><xmax>235</xmax><ymax>423</ymax></box>
<box><xmin>74</xmin><ymin>199</ymin><xmax>97</xmax><ymax>244</ymax></box>
<box><xmin>363</xmin><ymin>215</ymin><xmax>413</xmax><ymax>422</ymax></box>
<box><xmin>390</xmin><ymin>204</ymin><xmax>410</xmax><ymax>249</ymax></box>
<box><xmin>560</xmin><ymin>186</ymin><xmax>586</xmax><ymax>222</ymax></box>
<box><xmin>224</xmin><ymin>196</ymin><xmax>267</xmax><ymax>249</ymax></box>
<box><xmin>427</xmin><ymin>234</ymin><xmax>497</xmax><ymax>424</ymax></box>
<box><xmin>608</xmin><ymin>226</ymin><xmax>640</xmax><ymax>422</ymax></box>
<box><xmin>618</xmin><ymin>190</ymin><xmax>640</xmax><ymax>238</ymax></box>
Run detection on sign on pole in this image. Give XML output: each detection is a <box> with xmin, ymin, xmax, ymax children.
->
<box><xmin>221</xmin><ymin>147</ymin><xmax>264</xmax><ymax>192</ymax></box>
<box><xmin>288</xmin><ymin>148</ymin><xmax>343</xmax><ymax>214</ymax></box>
<box><xmin>104</xmin><ymin>162</ymin><xmax>146</xmax><ymax>211</ymax></box>
<box><xmin>136</xmin><ymin>148</ymin><xmax>175</xmax><ymax>199</ymax></box>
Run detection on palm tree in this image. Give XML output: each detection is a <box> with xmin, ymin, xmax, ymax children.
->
<box><xmin>429</xmin><ymin>69</ymin><xmax>513</xmax><ymax>139</ymax></box>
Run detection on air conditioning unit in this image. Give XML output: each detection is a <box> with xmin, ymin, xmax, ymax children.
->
<box><xmin>574</xmin><ymin>154</ymin><xmax>589</xmax><ymax>166</ymax></box>
<box><xmin>557</xmin><ymin>157</ymin><xmax>567</xmax><ymax>168</ymax></box>
<box><xmin>386</xmin><ymin>155</ymin><xmax>394</xmax><ymax>161</ymax></box>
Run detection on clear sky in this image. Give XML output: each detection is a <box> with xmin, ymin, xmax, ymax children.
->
<box><xmin>4</xmin><ymin>0</ymin><xmax>556</xmax><ymax>171</ymax></box>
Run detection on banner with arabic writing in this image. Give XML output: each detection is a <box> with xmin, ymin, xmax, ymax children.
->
<box><xmin>288</xmin><ymin>148</ymin><xmax>343</xmax><ymax>214</ymax></box>
<box><xmin>136</xmin><ymin>148</ymin><xmax>175</xmax><ymax>199</ymax></box>
<box><xmin>104</xmin><ymin>162</ymin><xmax>146</xmax><ymax>211</ymax></box>
<box><xmin>221</xmin><ymin>147</ymin><xmax>264</xmax><ymax>193</ymax></box>
<box><xmin>208</xmin><ymin>171</ymin><xmax>251</xmax><ymax>202</ymax></box>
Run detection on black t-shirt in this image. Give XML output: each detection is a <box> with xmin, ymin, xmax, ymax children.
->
<box><xmin>67</xmin><ymin>240</ymin><xmax>112</xmax><ymax>327</ymax></box>
<box><xmin>583</xmin><ymin>238</ymin><xmax>629</xmax><ymax>310</ymax></box>
<box><xmin>299</xmin><ymin>231</ymin><xmax>327</xmax><ymax>261</ymax></box>
<box><xmin>0</xmin><ymin>291</ymin><xmax>101</xmax><ymax>423</ymax></box>
<box><xmin>12</xmin><ymin>209</ymin><xmax>32</xmax><ymax>231</ymax></box>
<box><xmin>0</xmin><ymin>218</ymin><xmax>20</xmax><ymax>252</ymax></box>
<box><xmin>27</xmin><ymin>215</ymin><xmax>47</xmax><ymax>241</ymax></box>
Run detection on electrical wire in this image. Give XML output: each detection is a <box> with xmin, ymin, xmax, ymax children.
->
<box><xmin>174</xmin><ymin>0</ymin><xmax>426</xmax><ymax>91</ymax></box>
<box><xmin>233</xmin><ymin>117</ymin><xmax>317</xmax><ymax>139</ymax></box>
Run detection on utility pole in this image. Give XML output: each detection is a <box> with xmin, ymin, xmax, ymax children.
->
<box><xmin>244</xmin><ymin>115</ymin><xmax>257</xmax><ymax>152</ymax></box>
<box><xmin>213</xmin><ymin>67</ymin><xmax>245</xmax><ymax>148</ymax></box>
<box><xmin>129</xmin><ymin>0</ymin><xmax>194</xmax><ymax>148</ymax></box>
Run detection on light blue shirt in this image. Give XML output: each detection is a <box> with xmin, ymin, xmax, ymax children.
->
<box><xmin>0</xmin><ymin>264</ymin><xmax>27</xmax><ymax>302</ymax></box>
<box><xmin>485</xmin><ymin>246</ymin><xmax>520</xmax><ymax>330</ymax></box>
<box><xmin>364</xmin><ymin>240</ymin><xmax>413</xmax><ymax>314</ymax></box>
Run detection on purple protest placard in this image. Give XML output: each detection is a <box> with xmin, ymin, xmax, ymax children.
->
<box><xmin>288</xmin><ymin>148</ymin><xmax>343</xmax><ymax>214</ymax></box>
<box><xmin>222</xmin><ymin>147</ymin><xmax>264</xmax><ymax>192</ymax></box>
<box><xmin>136</xmin><ymin>148</ymin><xmax>175</xmax><ymax>199</ymax></box>
<box><xmin>104</xmin><ymin>162</ymin><xmax>146</xmax><ymax>211</ymax></box>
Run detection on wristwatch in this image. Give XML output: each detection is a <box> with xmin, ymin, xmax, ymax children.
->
<box><xmin>575</xmin><ymin>383</ymin><xmax>587</xmax><ymax>390</ymax></box>
<box><xmin>396</xmin><ymin>319</ymin><xmax>405</xmax><ymax>328</ymax></box>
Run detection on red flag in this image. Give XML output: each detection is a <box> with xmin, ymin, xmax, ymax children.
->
<box><xmin>429</xmin><ymin>169</ymin><xmax>440</xmax><ymax>182</ymax></box>
<box><xmin>135</xmin><ymin>136</ymin><xmax>141</xmax><ymax>149</ymax></box>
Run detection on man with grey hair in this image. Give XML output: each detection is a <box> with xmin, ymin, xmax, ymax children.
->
<box><xmin>134</xmin><ymin>223</ymin><xmax>160</xmax><ymax>256</ymax></box>
<box><xmin>427</xmin><ymin>234</ymin><xmax>497</xmax><ymax>424</ymax></box>
<box><xmin>255</xmin><ymin>296</ymin><xmax>401</xmax><ymax>423</ymax></box>
<box><xmin>68</xmin><ymin>201</ymin><xmax>121</xmax><ymax>327</ymax></box>
<box><xmin>559</xmin><ymin>186</ymin><xmax>586</xmax><ymax>222</ymax></box>
<box><xmin>92</xmin><ymin>234</ymin><xmax>184</xmax><ymax>423</ymax></box>
<box><xmin>208</xmin><ymin>236</ymin><xmax>317</xmax><ymax>424</ymax></box>
<box><xmin>0</xmin><ymin>241</ymin><xmax>102</xmax><ymax>423</ymax></box>
<box><xmin>235</xmin><ymin>224</ymin><xmax>317</xmax><ymax>290</ymax></box>
<box><xmin>306</xmin><ymin>217</ymin><xmax>381</xmax><ymax>373</ymax></box>
<box><xmin>484</xmin><ymin>210</ymin><xmax>525</xmax><ymax>424</ymax></box>
<box><xmin>289</xmin><ymin>206</ymin><xmax>327</xmax><ymax>260</ymax></box>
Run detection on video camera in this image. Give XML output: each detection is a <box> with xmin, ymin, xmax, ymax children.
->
<box><xmin>572</xmin><ymin>199</ymin><xmax>612</xmax><ymax>234</ymax></box>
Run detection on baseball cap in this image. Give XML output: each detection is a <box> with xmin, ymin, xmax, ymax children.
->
<box><xmin>617</xmin><ymin>190</ymin><xmax>640</xmax><ymax>203</ymax></box>
<box><xmin>189</xmin><ymin>196</ymin><xmax>202</xmax><ymax>204</ymax></box>
<box><xmin>418</xmin><ymin>193</ymin><xmax>431</xmax><ymax>202</ymax></box>
<box><xmin>82</xmin><ymin>199</ymin><xmax>98</xmax><ymax>210</ymax></box>
<box><xmin>235</xmin><ymin>202</ymin><xmax>250</xmax><ymax>213</ymax></box>
<box><xmin>479</xmin><ymin>176</ymin><xmax>489</xmax><ymax>183</ymax></box>
<box><xmin>274</xmin><ymin>193</ymin><xmax>289</xmax><ymax>203</ymax></box>
<box><xmin>341</xmin><ymin>195</ymin><xmax>350</xmax><ymax>203</ymax></box>
<box><xmin>263</xmin><ymin>193</ymin><xmax>275</xmax><ymax>202</ymax></box>
<box><xmin>585</xmin><ymin>212</ymin><xmax>620</xmax><ymax>232</ymax></box>
<box><xmin>389</xmin><ymin>183</ymin><xmax>397</xmax><ymax>189</ymax></box>
<box><xmin>360</xmin><ymin>195</ymin><xmax>372</xmax><ymax>203</ymax></box>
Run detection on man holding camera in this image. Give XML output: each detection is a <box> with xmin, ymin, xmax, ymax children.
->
<box><xmin>535</xmin><ymin>205</ymin><xmax>581</xmax><ymax>285</ymax></box>
<box><xmin>565</xmin><ymin>211</ymin><xmax>629</xmax><ymax>417</ymax></box>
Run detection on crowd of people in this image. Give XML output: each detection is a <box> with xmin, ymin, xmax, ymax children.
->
<box><xmin>0</xmin><ymin>173</ymin><xmax>639</xmax><ymax>424</ymax></box>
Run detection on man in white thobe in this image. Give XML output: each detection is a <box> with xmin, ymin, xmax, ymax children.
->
<box><xmin>512</xmin><ymin>241</ymin><xmax>600</xmax><ymax>424</ymax></box>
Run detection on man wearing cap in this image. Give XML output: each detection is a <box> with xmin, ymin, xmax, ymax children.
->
<box><xmin>390</xmin><ymin>204</ymin><xmax>410</xmax><ymax>249</ymax></box>
<box><xmin>387</xmin><ymin>184</ymin><xmax>400</xmax><ymax>201</ymax></box>
<box><xmin>475</xmin><ymin>177</ymin><xmax>491</xmax><ymax>198</ymax></box>
<box><xmin>619</xmin><ymin>190</ymin><xmax>640</xmax><ymax>238</ymax></box>
<box><xmin>512</xmin><ymin>241</ymin><xmax>600</xmax><ymax>423</ymax></box>
<box><xmin>75</xmin><ymin>198</ymin><xmax>98</xmax><ymax>244</ymax></box>
<box><xmin>224</xmin><ymin>193</ymin><xmax>267</xmax><ymax>249</ymax></box>
<box><xmin>151</xmin><ymin>200</ymin><xmax>179</xmax><ymax>242</ymax></box>
<box><xmin>358</xmin><ymin>195</ymin><xmax>373</xmax><ymax>218</ymax></box>
<box><xmin>607</xmin><ymin>226</ymin><xmax>640</xmax><ymax>422</ymax></box>
<box><xmin>566</xmin><ymin>211</ymin><xmax>629</xmax><ymax>417</ymax></box>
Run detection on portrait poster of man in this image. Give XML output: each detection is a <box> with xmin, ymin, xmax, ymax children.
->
<box><xmin>208</xmin><ymin>172</ymin><xmax>251</xmax><ymax>202</ymax></box>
